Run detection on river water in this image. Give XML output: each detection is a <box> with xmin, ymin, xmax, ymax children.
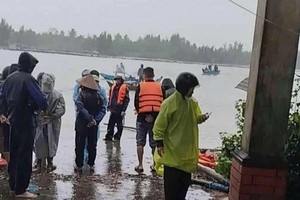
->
<box><xmin>0</xmin><ymin>49</ymin><xmax>248</xmax><ymax>149</ymax></box>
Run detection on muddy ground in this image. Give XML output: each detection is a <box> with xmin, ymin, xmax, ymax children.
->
<box><xmin>0</xmin><ymin>126</ymin><xmax>227</xmax><ymax>200</ymax></box>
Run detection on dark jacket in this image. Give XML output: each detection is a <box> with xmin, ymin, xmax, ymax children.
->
<box><xmin>161</xmin><ymin>78</ymin><xmax>176</xmax><ymax>98</ymax></box>
<box><xmin>108</xmin><ymin>83</ymin><xmax>130</xmax><ymax>114</ymax></box>
<box><xmin>0</xmin><ymin>53</ymin><xmax>47</xmax><ymax>128</ymax></box>
<box><xmin>75</xmin><ymin>88</ymin><xmax>105</xmax><ymax>132</ymax></box>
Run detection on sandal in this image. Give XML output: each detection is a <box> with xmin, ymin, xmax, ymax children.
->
<box><xmin>150</xmin><ymin>165</ymin><xmax>156</xmax><ymax>172</ymax></box>
<box><xmin>134</xmin><ymin>166</ymin><xmax>144</xmax><ymax>173</ymax></box>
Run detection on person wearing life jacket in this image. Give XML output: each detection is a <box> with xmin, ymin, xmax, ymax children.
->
<box><xmin>104</xmin><ymin>73</ymin><xmax>130</xmax><ymax>141</ymax></box>
<box><xmin>153</xmin><ymin>72</ymin><xmax>210</xmax><ymax>200</ymax></box>
<box><xmin>134</xmin><ymin>67</ymin><xmax>165</xmax><ymax>173</ymax></box>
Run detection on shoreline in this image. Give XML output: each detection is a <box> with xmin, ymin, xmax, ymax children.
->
<box><xmin>0</xmin><ymin>47</ymin><xmax>249</xmax><ymax>69</ymax></box>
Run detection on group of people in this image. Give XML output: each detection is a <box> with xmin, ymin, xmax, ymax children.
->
<box><xmin>0</xmin><ymin>52</ymin><xmax>210</xmax><ymax>200</ymax></box>
<box><xmin>204</xmin><ymin>64</ymin><xmax>219</xmax><ymax>72</ymax></box>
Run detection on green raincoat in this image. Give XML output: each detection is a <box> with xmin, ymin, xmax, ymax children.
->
<box><xmin>153</xmin><ymin>91</ymin><xmax>202</xmax><ymax>173</ymax></box>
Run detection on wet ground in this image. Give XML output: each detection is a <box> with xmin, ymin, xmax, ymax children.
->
<box><xmin>0</xmin><ymin>125</ymin><xmax>227</xmax><ymax>200</ymax></box>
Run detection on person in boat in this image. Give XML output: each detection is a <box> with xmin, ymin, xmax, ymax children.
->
<box><xmin>214</xmin><ymin>65</ymin><xmax>219</xmax><ymax>72</ymax></box>
<box><xmin>208</xmin><ymin>65</ymin><xmax>212</xmax><ymax>71</ymax></box>
<box><xmin>120</xmin><ymin>62</ymin><xmax>125</xmax><ymax>70</ymax></box>
<box><xmin>74</xmin><ymin>74</ymin><xmax>105</xmax><ymax>172</ymax></box>
<box><xmin>134</xmin><ymin>67</ymin><xmax>165</xmax><ymax>173</ymax></box>
<box><xmin>161</xmin><ymin>78</ymin><xmax>176</xmax><ymax>98</ymax></box>
<box><xmin>0</xmin><ymin>52</ymin><xmax>47</xmax><ymax>198</ymax></box>
<box><xmin>104</xmin><ymin>73</ymin><xmax>130</xmax><ymax>141</ymax></box>
<box><xmin>137</xmin><ymin>64</ymin><xmax>144</xmax><ymax>83</ymax></box>
<box><xmin>34</xmin><ymin>73</ymin><xmax>66</xmax><ymax>172</ymax></box>
<box><xmin>115</xmin><ymin>64</ymin><xmax>126</xmax><ymax>77</ymax></box>
<box><xmin>153</xmin><ymin>72</ymin><xmax>210</xmax><ymax>200</ymax></box>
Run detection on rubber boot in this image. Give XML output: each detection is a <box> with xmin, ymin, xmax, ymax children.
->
<box><xmin>32</xmin><ymin>159</ymin><xmax>42</xmax><ymax>173</ymax></box>
<box><xmin>47</xmin><ymin>157</ymin><xmax>57</xmax><ymax>172</ymax></box>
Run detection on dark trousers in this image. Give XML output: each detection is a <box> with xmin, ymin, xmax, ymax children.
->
<box><xmin>106</xmin><ymin>112</ymin><xmax>123</xmax><ymax>140</ymax></box>
<box><xmin>75</xmin><ymin>126</ymin><xmax>97</xmax><ymax>167</ymax></box>
<box><xmin>164</xmin><ymin>166</ymin><xmax>191</xmax><ymax>200</ymax></box>
<box><xmin>8</xmin><ymin>126</ymin><xmax>34</xmax><ymax>195</ymax></box>
<box><xmin>3</xmin><ymin>123</ymin><xmax>10</xmax><ymax>151</ymax></box>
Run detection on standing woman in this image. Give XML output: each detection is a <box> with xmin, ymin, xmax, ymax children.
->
<box><xmin>34</xmin><ymin>73</ymin><xmax>66</xmax><ymax>172</ymax></box>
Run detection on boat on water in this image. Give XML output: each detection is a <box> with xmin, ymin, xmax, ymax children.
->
<box><xmin>202</xmin><ymin>68</ymin><xmax>220</xmax><ymax>75</ymax></box>
<box><xmin>106</xmin><ymin>76</ymin><xmax>164</xmax><ymax>91</ymax></box>
<box><xmin>202</xmin><ymin>65</ymin><xmax>220</xmax><ymax>75</ymax></box>
<box><xmin>100</xmin><ymin>73</ymin><xmax>138</xmax><ymax>82</ymax></box>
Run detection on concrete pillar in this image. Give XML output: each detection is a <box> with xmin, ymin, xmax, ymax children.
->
<box><xmin>229</xmin><ymin>1</ymin><xmax>300</xmax><ymax>200</ymax></box>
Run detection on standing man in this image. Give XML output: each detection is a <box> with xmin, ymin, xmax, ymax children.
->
<box><xmin>137</xmin><ymin>64</ymin><xmax>144</xmax><ymax>83</ymax></box>
<box><xmin>104</xmin><ymin>73</ymin><xmax>130</xmax><ymax>141</ymax></box>
<box><xmin>75</xmin><ymin>75</ymin><xmax>105</xmax><ymax>172</ymax></box>
<box><xmin>153</xmin><ymin>72</ymin><xmax>210</xmax><ymax>200</ymax></box>
<box><xmin>0</xmin><ymin>52</ymin><xmax>47</xmax><ymax>198</ymax></box>
<box><xmin>134</xmin><ymin>67</ymin><xmax>164</xmax><ymax>173</ymax></box>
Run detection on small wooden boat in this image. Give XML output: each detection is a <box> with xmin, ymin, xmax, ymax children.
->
<box><xmin>100</xmin><ymin>73</ymin><xmax>138</xmax><ymax>82</ymax></box>
<box><xmin>202</xmin><ymin>68</ymin><xmax>220</xmax><ymax>75</ymax></box>
<box><xmin>106</xmin><ymin>76</ymin><xmax>163</xmax><ymax>91</ymax></box>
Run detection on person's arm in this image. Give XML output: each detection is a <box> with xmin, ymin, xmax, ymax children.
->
<box><xmin>72</xmin><ymin>84</ymin><xmax>80</xmax><ymax>103</ymax></box>
<box><xmin>153</xmin><ymin>103</ymin><xmax>169</xmax><ymax>147</ymax></box>
<box><xmin>0</xmin><ymin>84</ymin><xmax>6</xmax><ymax>116</ymax></box>
<box><xmin>75</xmin><ymin>92</ymin><xmax>93</xmax><ymax>122</ymax></box>
<box><xmin>51</xmin><ymin>94</ymin><xmax>66</xmax><ymax>119</ymax></box>
<box><xmin>161</xmin><ymin>86</ymin><xmax>166</xmax><ymax>100</ymax></box>
<box><xmin>94</xmin><ymin>96</ymin><xmax>106</xmax><ymax>125</ymax></box>
<box><xmin>26</xmin><ymin>79</ymin><xmax>47</xmax><ymax>111</ymax></box>
<box><xmin>121</xmin><ymin>86</ymin><xmax>130</xmax><ymax>112</ymax></box>
<box><xmin>134</xmin><ymin>85</ymin><xmax>140</xmax><ymax>113</ymax></box>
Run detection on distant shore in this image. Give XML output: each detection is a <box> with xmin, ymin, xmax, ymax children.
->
<box><xmin>0</xmin><ymin>47</ymin><xmax>249</xmax><ymax>69</ymax></box>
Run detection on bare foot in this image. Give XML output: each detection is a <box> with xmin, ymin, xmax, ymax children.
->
<box><xmin>15</xmin><ymin>191</ymin><xmax>38</xmax><ymax>198</ymax></box>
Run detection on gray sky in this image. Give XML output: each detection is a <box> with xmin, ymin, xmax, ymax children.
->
<box><xmin>0</xmin><ymin>0</ymin><xmax>258</xmax><ymax>50</ymax></box>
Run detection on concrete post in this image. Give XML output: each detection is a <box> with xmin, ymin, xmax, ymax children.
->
<box><xmin>229</xmin><ymin>1</ymin><xmax>300</xmax><ymax>199</ymax></box>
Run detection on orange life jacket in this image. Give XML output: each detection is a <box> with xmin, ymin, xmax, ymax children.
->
<box><xmin>109</xmin><ymin>83</ymin><xmax>127</xmax><ymax>105</ymax></box>
<box><xmin>138</xmin><ymin>81</ymin><xmax>163</xmax><ymax>113</ymax></box>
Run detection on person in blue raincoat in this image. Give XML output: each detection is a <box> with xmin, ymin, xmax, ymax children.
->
<box><xmin>0</xmin><ymin>52</ymin><xmax>47</xmax><ymax>198</ymax></box>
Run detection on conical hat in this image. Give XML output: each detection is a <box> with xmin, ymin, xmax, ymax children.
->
<box><xmin>76</xmin><ymin>74</ymin><xmax>98</xmax><ymax>90</ymax></box>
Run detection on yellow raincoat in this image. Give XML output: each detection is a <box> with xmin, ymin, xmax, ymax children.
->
<box><xmin>153</xmin><ymin>91</ymin><xmax>202</xmax><ymax>173</ymax></box>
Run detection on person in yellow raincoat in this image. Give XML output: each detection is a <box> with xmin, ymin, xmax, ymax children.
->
<box><xmin>153</xmin><ymin>72</ymin><xmax>210</xmax><ymax>200</ymax></box>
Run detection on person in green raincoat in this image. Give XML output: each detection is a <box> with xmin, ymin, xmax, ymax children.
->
<box><xmin>153</xmin><ymin>72</ymin><xmax>210</xmax><ymax>200</ymax></box>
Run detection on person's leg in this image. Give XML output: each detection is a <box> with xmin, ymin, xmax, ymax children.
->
<box><xmin>14</xmin><ymin>127</ymin><xmax>34</xmax><ymax>195</ymax></box>
<box><xmin>75</xmin><ymin>131</ymin><xmax>85</xmax><ymax>169</ymax></box>
<box><xmin>83</xmin><ymin>138</ymin><xmax>88</xmax><ymax>163</ymax></box>
<box><xmin>8</xmin><ymin>128</ymin><xmax>18</xmax><ymax>192</ymax></box>
<box><xmin>114</xmin><ymin>114</ymin><xmax>124</xmax><ymax>140</ymax></box>
<box><xmin>87</xmin><ymin>127</ymin><xmax>97</xmax><ymax>169</ymax></box>
<box><xmin>164</xmin><ymin>166</ymin><xmax>181</xmax><ymax>200</ymax></box>
<box><xmin>47</xmin><ymin>157</ymin><xmax>56</xmax><ymax>172</ymax></box>
<box><xmin>3</xmin><ymin>124</ymin><xmax>10</xmax><ymax>152</ymax></box>
<box><xmin>105</xmin><ymin>113</ymin><xmax>115</xmax><ymax>140</ymax></box>
<box><xmin>148</xmin><ymin>122</ymin><xmax>156</xmax><ymax>170</ymax></box>
<box><xmin>135</xmin><ymin>121</ymin><xmax>147</xmax><ymax>172</ymax></box>
<box><xmin>177</xmin><ymin>170</ymin><xmax>191</xmax><ymax>200</ymax></box>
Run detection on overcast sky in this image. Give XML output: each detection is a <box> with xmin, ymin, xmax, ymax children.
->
<box><xmin>0</xmin><ymin>0</ymin><xmax>258</xmax><ymax>50</ymax></box>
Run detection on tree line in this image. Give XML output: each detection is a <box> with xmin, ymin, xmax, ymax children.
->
<box><xmin>1</xmin><ymin>18</ymin><xmax>299</xmax><ymax>66</ymax></box>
